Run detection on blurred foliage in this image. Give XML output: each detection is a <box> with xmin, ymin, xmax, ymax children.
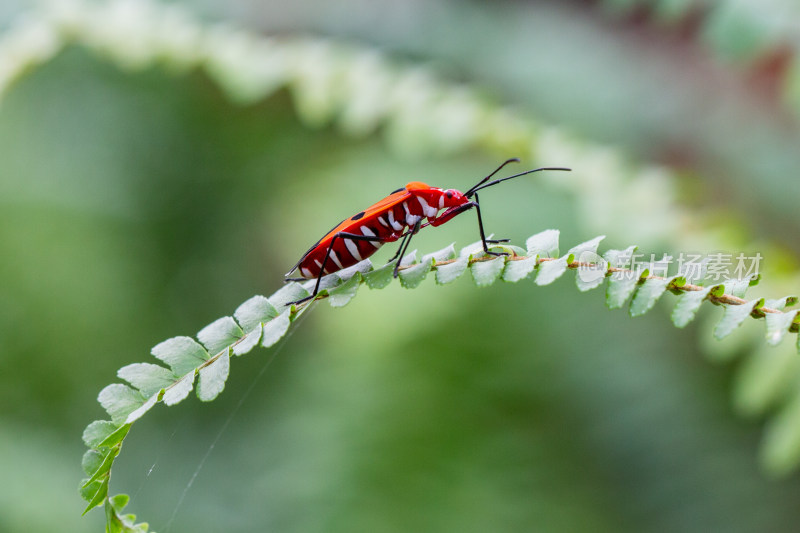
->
<box><xmin>4</xmin><ymin>0</ymin><xmax>800</xmax><ymax>532</ymax></box>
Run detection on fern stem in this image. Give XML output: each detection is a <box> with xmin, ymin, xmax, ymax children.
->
<box><xmin>296</xmin><ymin>253</ymin><xmax>792</xmax><ymax>322</ymax></box>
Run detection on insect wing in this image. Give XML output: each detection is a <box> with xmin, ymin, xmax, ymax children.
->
<box><xmin>287</xmin><ymin>188</ymin><xmax>411</xmax><ymax>275</ymax></box>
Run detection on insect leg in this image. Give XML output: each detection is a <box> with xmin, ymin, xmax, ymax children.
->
<box><xmin>383</xmin><ymin>229</ymin><xmax>415</xmax><ymax>267</ymax></box>
<box><xmin>392</xmin><ymin>219</ymin><xmax>422</xmax><ymax>278</ymax></box>
<box><xmin>473</xmin><ymin>192</ymin><xmax>508</xmax><ymax>256</ymax></box>
<box><xmin>385</xmin><ymin>233</ymin><xmax>411</xmax><ymax>264</ymax></box>
<box><xmin>286</xmin><ymin>231</ymin><xmax>384</xmax><ymax>306</ymax></box>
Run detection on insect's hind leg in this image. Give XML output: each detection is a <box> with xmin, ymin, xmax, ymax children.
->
<box><xmin>285</xmin><ymin>232</ymin><xmax>384</xmax><ymax>306</ymax></box>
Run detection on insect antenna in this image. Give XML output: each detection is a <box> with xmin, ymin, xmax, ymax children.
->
<box><xmin>464</xmin><ymin>165</ymin><xmax>571</xmax><ymax>198</ymax></box>
<box><xmin>463</xmin><ymin>158</ymin><xmax>520</xmax><ymax>198</ymax></box>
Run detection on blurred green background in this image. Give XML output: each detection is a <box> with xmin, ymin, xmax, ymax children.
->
<box><xmin>3</xmin><ymin>0</ymin><xmax>800</xmax><ymax>532</ymax></box>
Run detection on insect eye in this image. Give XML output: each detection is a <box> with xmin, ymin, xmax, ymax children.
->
<box><xmin>446</xmin><ymin>191</ymin><xmax>453</xmax><ymax>199</ymax></box>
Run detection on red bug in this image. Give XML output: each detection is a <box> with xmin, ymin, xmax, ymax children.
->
<box><xmin>285</xmin><ymin>159</ymin><xmax>570</xmax><ymax>305</ymax></box>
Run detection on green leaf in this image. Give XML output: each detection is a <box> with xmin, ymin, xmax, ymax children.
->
<box><xmin>83</xmin><ymin>446</ymin><xmax>119</xmax><ymax>487</ymax></box>
<box><xmin>569</xmin><ymin>236</ymin><xmax>607</xmax><ymax>292</ymax></box>
<box><xmin>535</xmin><ymin>256</ymin><xmax>569</xmax><ymax>286</ymax></box>
<box><xmin>765</xmin><ymin>310</ymin><xmax>799</xmax><ymax>346</ymax></box>
<box><xmin>569</xmin><ymin>235</ymin><xmax>605</xmax><ymax>257</ymax></box>
<box><xmin>364</xmin><ymin>261</ymin><xmax>396</xmax><ymax>289</ymax></box>
<box><xmin>262</xmin><ymin>310</ymin><xmax>292</xmax><ymax>348</ymax></box>
<box><xmin>671</xmin><ymin>286</ymin><xmax>714</xmax><ymax>328</ymax></box>
<box><xmin>79</xmin><ymin>478</ymin><xmax>102</xmax><ymax>504</ymax></box>
<box><xmin>117</xmin><ymin>363</ymin><xmax>175</xmax><ymax>397</ymax></box>
<box><xmin>82</xmin><ymin>477</ymin><xmax>108</xmax><ymax>514</ymax></box>
<box><xmin>197</xmin><ymin>351</ymin><xmax>231</xmax><ymax>402</ymax></box>
<box><xmin>97</xmin><ymin>385</ymin><xmax>145</xmax><ymax>426</ymax></box>
<box><xmin>108</xmin><ymin>493</ymin><xmax>130</xmax><ymax>512</ymax></box>
<box><xmin>764</xmin><ymin>296</ymin><xmax>799</xmax><ymax>311</ymax></box>
<box><xmin>268</xmin><ymin>282</ymin><xmax>311</xmax><ymax>308</ymax></box>
<box><xmin>97</xmin><ymin>423</ymin><xmax>131</xmax><ymax>448</ymax></box>
<box><xmin>400</xmin><ymin>249</ymin><xmax>417</xmax><ymax>266</ymax></box>
<box><xmin>162</xmin><ymin>372</ymin><xmax>195</xmax><ymax>406</ymax></box>
<box><xmin>82</xmin><ymin>449</ymin><xmax>104</xmax><ymax>476</ymax></box>
<box><xmin>151</xmin><ymin>336</ymin><xmax>209</xmax><ymax>376</ymax></box>
<box><xmin>459</xmin><ymin>239</ymin><xmax>486</xmax><ymax>259</ymax></box>
<box><xmin>603</xmin><ymin>245</ymin><xmax>637</xmax><ymax>268</ymax></box>
<box><xmin>422</xmin><ymin>243</ymin><xmax>456</xmax><ymax>263</ymax></box>
<box><xmin>399</xmin><ymin>260</ymin><xmax>432</xmax><ymax>288</ymax></box>
<box><xmin>715</xmin><ymin>299</ymin><xmax>764</xmax><ymax>340</ymax></box>
<box><xmin>724</xmin><ymin>277</ymin><xmax>756</xmax><ymax>299</ymax></box>
<box><xmin>82</xmin><ymin>420</ymin><xmax>119</xmax><ymax>448</ymax></box>
<box><xmin>630</xmin><ymin>276</ymin><xmax>676</xmax><ymax>317</ymax></box>
<box><xmin>328</xmin><ymin>271</ymin><xmax>362</xmax><ymax>306</ymax></box>
<box><xmin>233</xmin><ymin>327</ymin><xmax>263</xmax><ymax>356</ymax></box>
<box><xmin>526</xmin><ymin>229</ymin><xmax>559</xmax><ymax>258</ymax></box>
<box><xmin>606</xmin><ymin>269</ymin><xmax>642</xmax><ymax>309</ymax></box>
<box><xmin>234</xmin><ymin>295</ymin><xmax>279</xmax><ymax>332</ymax></box>
<box><xmin>495</xmin><ymin>244</ymin><xmax>527</xmax><ymax>257</ymax></box>
<box><xmin>435</xmin><ymin>256</ymin><xmax>468</xmax><ymax>284</ymax></box>
<box><xmin>470</xmin><ymin>256</ymin><xmax>505</xmax><ymax>287</ymax></box>
<box><xmin>105</xmin><ymin>493</ymin><xmax>151</xmax><ymax>532</ymax></box>
<box><xmin>313</xmin><ymin>272</ymin><xmax>343</xmax><ymax>294</ymax></box>
<box><xmin>574</xmin><ymin>265</ymin><xmax>607</xmax><ymax>292</ymax></box>
<box><xmin>336</xmin><ymin>259</ymin><xmax>374</xmax><ymax>281</ymax></box>
<box><xmin>502</xmin><ymin>255</ymin><xmax>537</xmax><ymax>283</ymax></box>
<box><xmin>125</xmin><ymin>393</ymin><xmax>159</xmax><ymax>424</ymax></box>
<box><xmin>197</xmin><ymin>317</ymin><xmax>244</xmax><ymax>354</ymax></box>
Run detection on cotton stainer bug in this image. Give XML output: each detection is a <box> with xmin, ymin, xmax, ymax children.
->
<box><xmin>284</xmin><ymin>159</ymin><xmax>571</xmax><ymax>305</ymax></box>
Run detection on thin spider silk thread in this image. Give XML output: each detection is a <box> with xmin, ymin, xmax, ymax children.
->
<box><xmin>162</xmin><ymin>309</ymin><xmax>312</xmax><ymax>532</ymax></box>
<box><xmin>129</xmin><ymin>419</ymin><xmax>185</xmax><ymax>504</ymax></box>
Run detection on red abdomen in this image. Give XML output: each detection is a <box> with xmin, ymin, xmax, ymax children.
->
<box><xmin>294</xmin><ymin>196</ymin><xmax>428</xmax><ymax>279</ymax></box>
<box><xmin>296</xmin><ymin>221</ymin><xmax>386</xmax><ymax>278</ymax></box>
<box><xmin>290</xmin><ymin>184</ymin><xmax>436</xmax><ymax>279</ymax></box>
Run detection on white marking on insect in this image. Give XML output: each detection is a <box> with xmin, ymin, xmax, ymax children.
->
<box><xmin>314</xmin><ymin>259</ymin><xmax>323</xmax><ymax>269</ymax></box>
<box><xmin>378</xmin><ymin>216</ymin><xmax>389</xmax><ymax>227</ymax></box>
<box><xmin>439</xmin><ymin>195</ymin><xmax>445</xmax><ymax>209</ymax></box>
<box><xmin>406</xmin><ymin>214</ymin><xmax>421</xmax><ymax>225</ymax></box>
<box><xmin>344</xmin><ymin>239</ymin><xmax>362</xmax><ymax>261</ymax></box>
<box><xmin>301</xmin><ymin>267</ymin><xmax>313</xmax><ymax>278</ymax></box>
<box><xmin>329</xmin><ymin>250</ymin><xmax>343</xmax><ymax>270</ymax></box>
<box><xmin>361</xmin><ymin>226</ymin><xmax>381</xmax><ymax>248</ymax></box>
<box><xmin>387</xmin><ymin>210</ymin><xmax>403</xmax><ymax>231</ymax></box>
<box><xmin>417</xmin><ymin>197</ymin><xmax>438</xmax><ymax>218</ymax></box>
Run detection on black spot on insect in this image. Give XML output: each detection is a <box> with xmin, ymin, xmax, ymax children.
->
<box><xmin>446</xmin><ymin>191</ymin><xmax>453</xmax><ymax>199</ymax></box>
<box><xmin>351</xmin><ymin>211</ymin><xmax>365</xmax><ymax>221</ymax></box>
<box><xmin>390</xmin><ymin>187</ymin><xmax>405</xmax><ymax>194</ymax></box>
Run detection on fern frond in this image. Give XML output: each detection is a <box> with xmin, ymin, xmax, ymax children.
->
<box><xmin>80</xmin><ymin>230</ymin><xmax>800</xmax><ymax>530</ymax></box>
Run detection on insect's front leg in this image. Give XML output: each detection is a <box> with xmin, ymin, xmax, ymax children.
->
<box><xmin>472</xmin><ymin>193</ymin><xmax>509</xmax><ymax>256</ymax></box>
<box><xmin>428</xmin><ymin>202</ymin><xmax>475</xmax><ymax>227</ymax></box>
<box><xmin>392</xmin><ymin>220</ymin><xmax>422</xmax><ymax>278</ymax></box>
